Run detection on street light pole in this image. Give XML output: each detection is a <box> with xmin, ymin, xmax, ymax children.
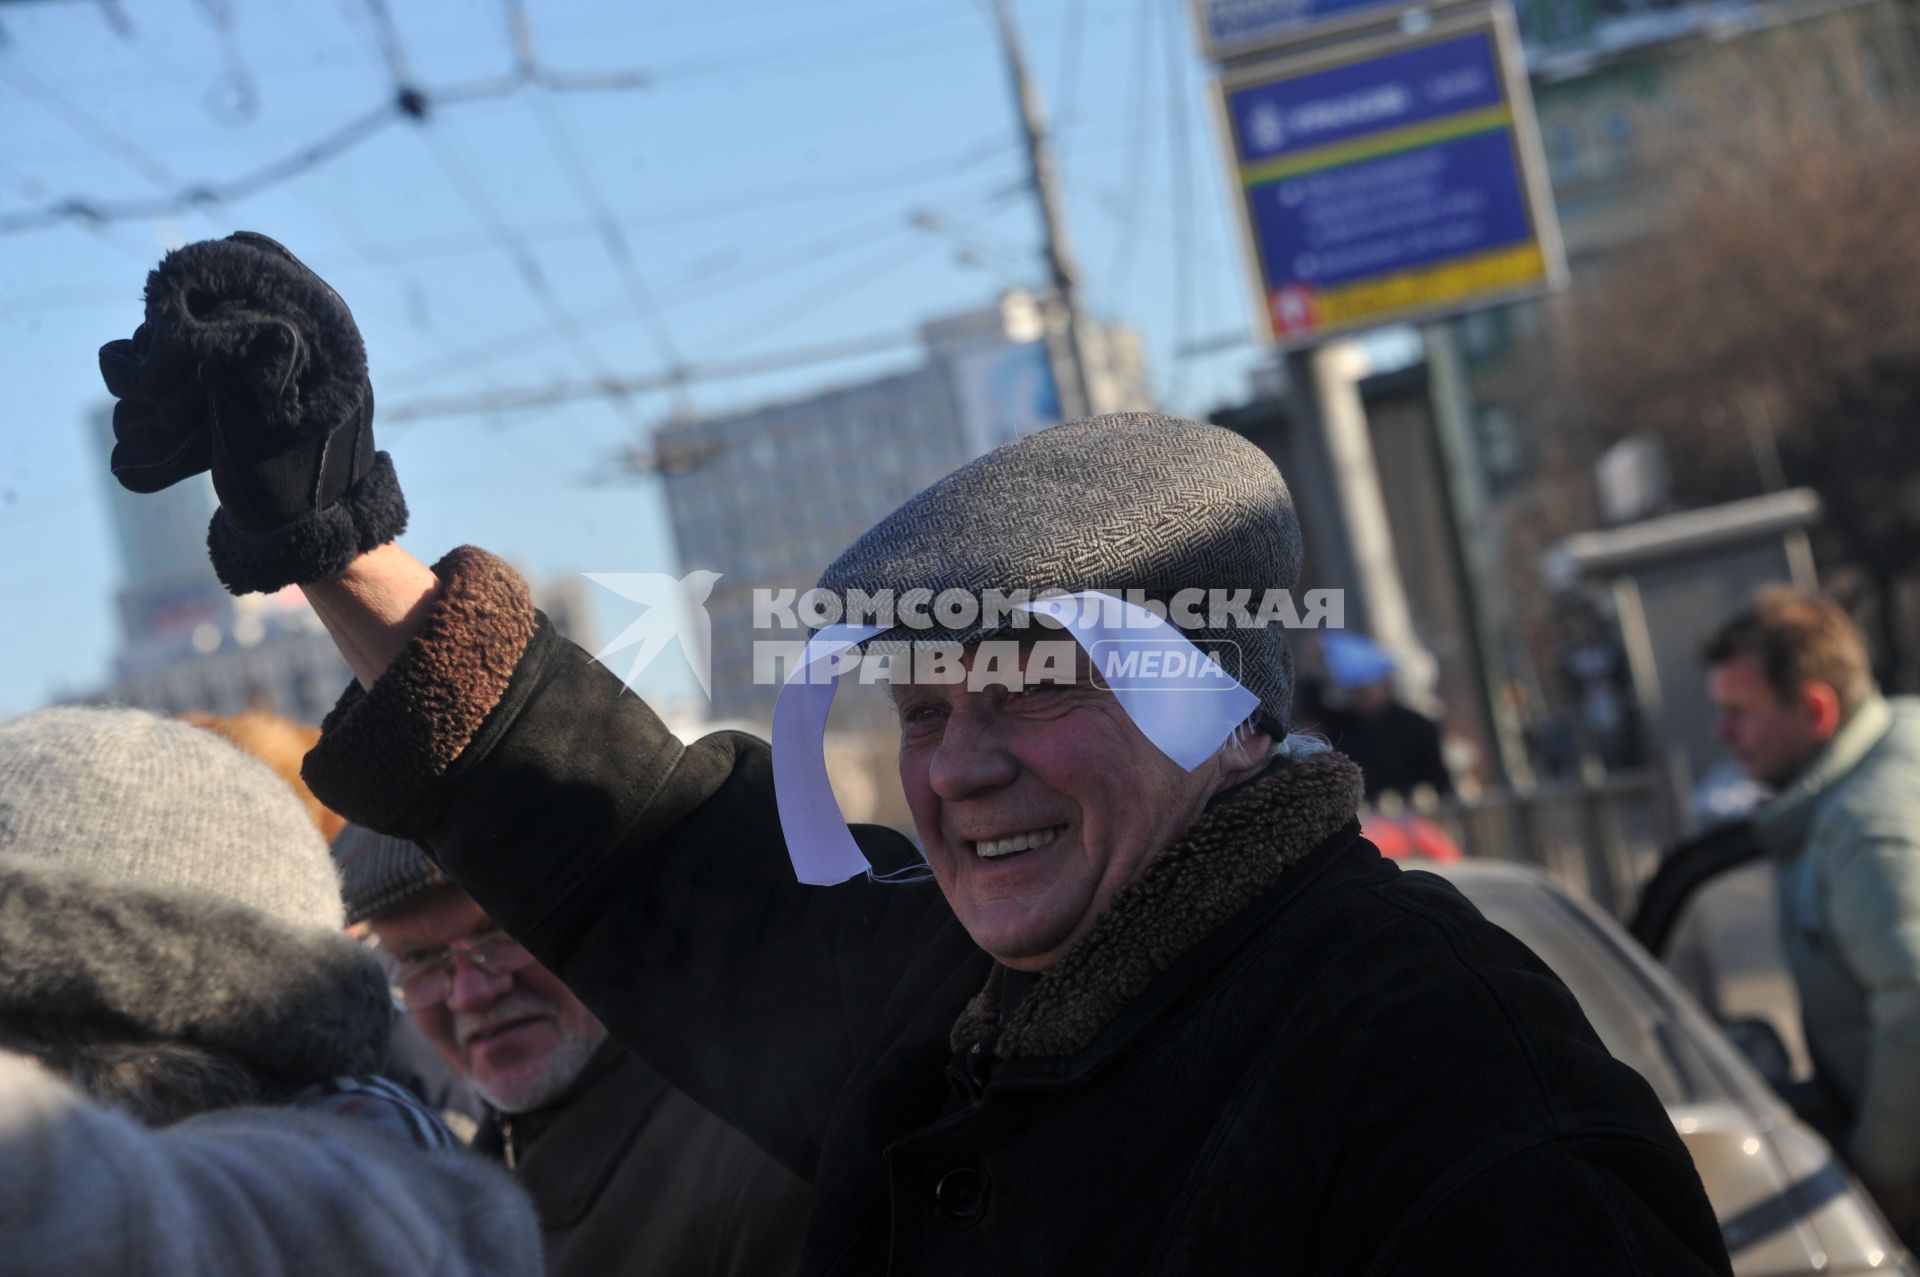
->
<box><xmin>983</xmin><ymin>0</ymin><xmax>1097</xmax><ymax>421</ymax></box>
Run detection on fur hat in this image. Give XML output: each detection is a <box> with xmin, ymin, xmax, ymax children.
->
<box><xmin>817</xmin><ymin>413</ymin><xmax>1304</xmax><ymax>730</ymax></box>
<box><xmin>0</xmin><ymin>707</ymin><xmax>388</xmax><ymax>1081</ymax></box>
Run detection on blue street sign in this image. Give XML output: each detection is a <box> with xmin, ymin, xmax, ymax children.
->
<box><xmin>1216</xmin><ymin>17</ymin><xmax>1562</xmax><ymax>345</ymax></box>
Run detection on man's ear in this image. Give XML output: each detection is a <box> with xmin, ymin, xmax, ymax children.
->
<box><xmin>1800</xmin><ymin>681</ymin><xmax>1844</xmax><ymax>741</ymax></box>
<box><xmin>1219</xmin><ymin>725</ymin><xmax>1275</xmax><ymax>779</ymax></box>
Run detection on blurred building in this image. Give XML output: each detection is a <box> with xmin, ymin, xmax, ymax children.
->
<box><xmin>81</xmin><ymin>405</ymin><xmax>344</xmax><ymax>722</ymax></box>
<box><xmin>657</xmin><ymin>291</ymin><xmax>1151</xmax><ymax>725</ymax></box>
<box><xmin>82</xmin><ymin>406</ymin><xmax>592</xmax><ymax>724</ymax></box>
<box><xmin>91</xmin><ymin>407</ymin><xmax>233</xmax><ymax>650</ymax></box>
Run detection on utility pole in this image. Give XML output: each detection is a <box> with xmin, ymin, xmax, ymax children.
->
<box><xmin>1425</xmin><ymin>321</ymin><xmax>1530</xmax><ymax>789</ymax></box>
<box><xmin>983</xmin><ymin>0</ymin><xmax>1097</xmax><ymax>421</ymax></box>
<box><xmin>1286</xmin><ymin>340</ymin><xmax>1439</xmax><ymax>713</ymax></box>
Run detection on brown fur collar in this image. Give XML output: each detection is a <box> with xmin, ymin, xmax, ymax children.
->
<box><xmin>303</xmin><ymin>545</ymin><xmax>536</xmax><ymax>833</ymax></box>
<box><xmin>949</xmin><ymin>751</ymin><xmax>1364</xmax><ymax>1060</ymax></box>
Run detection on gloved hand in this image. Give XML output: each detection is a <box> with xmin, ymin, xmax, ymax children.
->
<box><xmin>98</xmin><ymin>231</ymin><xmax>407</xmax><ymax>595</ymax></box>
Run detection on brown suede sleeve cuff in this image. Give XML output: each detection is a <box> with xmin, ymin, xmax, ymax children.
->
<box><xmin>303</xmin><ymin>545</ymin><xmax>538</xmax><ymax>834</ymax></box>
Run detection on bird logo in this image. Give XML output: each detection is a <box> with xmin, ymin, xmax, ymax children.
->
<box><xmin>583</xmin><ymin>570</ymin><xmax>723</xmax><ymax>699</ymax></box>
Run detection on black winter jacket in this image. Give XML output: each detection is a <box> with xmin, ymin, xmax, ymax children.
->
<box><xmin>471</xmin><ymin>1040</ymin><xmax>812</xmax><ymax>1277</ymax></box>
<box><xmin>307</xmin><ymin>548</ymin><xmax>1732</xmax><ymax>1277</ymax></box>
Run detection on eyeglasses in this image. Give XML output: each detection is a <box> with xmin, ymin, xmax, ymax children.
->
<box><xmin>381</xmin><ymin>928</ymin><xmax>536</xmax><ymax>1011</ymax></box>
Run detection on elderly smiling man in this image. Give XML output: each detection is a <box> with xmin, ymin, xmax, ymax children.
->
<box><xmin>99</xmin><ymin>233</ymin><xmax>1733</xmax><ymax>1275</ymax></box>
<box><xmin>332</xmin><ymin>825</ymin><xmax>812</xmax><ymax>1277</ymax></box>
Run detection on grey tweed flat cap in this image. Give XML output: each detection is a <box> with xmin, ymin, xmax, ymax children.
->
<box><xmin>331</xmin><ymin>823</ymin><xmax>449</xmax><ymax>927</ymax></box>
<box><xmin>817</xmin><ymin>412</ymin><xmax>1303</xmax><ymax>730</ymax></box>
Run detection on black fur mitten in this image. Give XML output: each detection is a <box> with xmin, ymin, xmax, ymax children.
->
<box><xmin>99</xmin><ymin>232</ymin><xmax>407</xmax><ymax>594</ymax></box>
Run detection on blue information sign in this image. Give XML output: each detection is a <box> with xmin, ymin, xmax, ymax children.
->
<box><xmin>1218</xmin><ymin>20</ymin><xmax>1560</xmax><ymax>344</ymax></box>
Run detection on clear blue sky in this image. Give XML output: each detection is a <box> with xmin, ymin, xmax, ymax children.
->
<box><xmin>0</xmin><ymin>0</ymin><xmax>1272</xmax><ymax>716</ymax></box>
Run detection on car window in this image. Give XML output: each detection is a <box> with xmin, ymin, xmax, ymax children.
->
<box><xmin>1658</xmin><ymin>860</ymin><xmax>1811</xmax><ymax>1083</ymax></box>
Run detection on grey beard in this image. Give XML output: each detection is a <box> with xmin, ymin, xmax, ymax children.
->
<box><xmin>477</xmin><ymin>1021</ymin><xmax>606</xmax><ymax>1115</ymax></box>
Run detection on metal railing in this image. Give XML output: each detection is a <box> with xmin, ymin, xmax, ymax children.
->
<box><xmin>1385</xmin><ymin>770</ymin><xmax>1681</xmax><ymax>918</ymax></box>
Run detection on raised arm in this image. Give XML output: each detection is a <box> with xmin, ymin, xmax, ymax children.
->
<box><xmin>302</xmin><ymin>543</ymin><xmax>442</xmax><ymax>690</ymax></box>
<box><xmin>97</xmin><ymin>234</ymin><xmax>975</xmax><ymax>1179</ymax></box>
<box><xmin>299</xmin><ymin>546</ymin><xmax>977</xmax><ymax>1177</ymax></box>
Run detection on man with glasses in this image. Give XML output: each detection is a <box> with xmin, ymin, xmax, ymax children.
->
<box><xmin>334</xmin><ymin>825</ymin><xmax>813</xmax><ymax>1277</ymax></box>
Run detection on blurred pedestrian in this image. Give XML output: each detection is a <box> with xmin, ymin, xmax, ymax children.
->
<box><xmin>1704</xmin><ymin>587</ymin><xmax>1920</xmax><ymax>1239</ymax></box>
<box><xmin>334</xmin><ymin>825</ymin><xmax>813</xmax><ymax>1277</ymax></box>
<box><xmin>1314</xmin><ymin>630</ymin><xmax>1454</xmax><ymax>803</ymax></box>
<box><xmin>95</xmin><ymin>231</ymin><xmax>1732</xmax><ymax>1275</ymax></box>
<box><xmin>0</xmin><ymin>707</ymin><xmax>539</xmax><ymax>1276</ymax></box>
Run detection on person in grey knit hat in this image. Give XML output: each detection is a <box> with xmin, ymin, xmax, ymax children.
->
<box><xmin>0</xmin><ymin>706</ymin><xmax>539</xmax><ymax>1277</ymax></box>
<box><xmin>0</xmin><ymin>706</ymin><xmax>382</xmax><ymax>1112</ymax></box>
<box><xmin>97</xmin><ymin>233</ymin><xmax>1732</xmax><ymax>1276</ymax></box>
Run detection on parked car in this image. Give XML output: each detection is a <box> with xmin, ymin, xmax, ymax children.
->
<box><xmin>1422</xmin><ymin>859</ymin><xmax>1912</xmax><ymax>1276</ymax></box>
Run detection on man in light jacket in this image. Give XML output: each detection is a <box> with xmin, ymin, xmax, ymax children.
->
<box><xmin>1705</xmin><ymin>587</ymin><xmax>1920</xmax><ymax>1239</ymax></box>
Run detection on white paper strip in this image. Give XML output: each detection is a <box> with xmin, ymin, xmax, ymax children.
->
<box><xmin>1014</xmin><ymin>592</ymin><xmax>1260</xmax><ymax>770</ymax></box>
<box><xmin>770</xmin><ymin>622</ymin><xmax>886</xmax><ymax>885</ymax></box>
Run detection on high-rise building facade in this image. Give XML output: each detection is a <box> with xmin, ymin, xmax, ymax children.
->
<box><xmin>83</xmin><ymin>405</ymin><xmax>350</xmax><ymax>722</ymax></box>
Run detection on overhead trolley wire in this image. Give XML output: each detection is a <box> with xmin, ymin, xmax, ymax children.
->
<box><xmin>1163</xmin><ymin>0</ymin><xmax>1199</xmax><ymax>409</ymax></box>
<box><xmin>504</xmin><ymin>0</ymin><xmax>690</xmax><ymax>410</ymax></box>
<box><xmin>0</xmin><ymin>57</ymin><xmax>177</xmax><ymax>189</ymax></box>
<box><xmin>384</xmin><ymin>185</ymin><xmax>1027</xmax><ymax>425</ymax></box>
<box><xmin>379</xmin><ymin>180</ymin><xmax>1016</xmax><ymax>392</ymax></box>
<box><xmin>2</xmin><ymin>3</ymin><xmax>1005</xmax><ymax>237</ymax></box>
<box><xmin>412</xmin><ymin>100</ymin><xmax>651</xmax><ymax>424</ymax></box>
<box><xmin>383</xmin><ymin>326</ymin><xmax>929</xmax><ymax>425</ymax></box>
<box><xmin>1053</xmin><ymin>0</ymin><xmax>1089</xmax><ymax>169</ymax></box>
<box><xmin>348</xmin><ymin>0</ymin><xmax>654</xmax><ymax>425</ymax></box>
<box><xmin>1102</xmin><ymin>0</ymin><xmax>1159</xmax><ymax>304</ymax></box>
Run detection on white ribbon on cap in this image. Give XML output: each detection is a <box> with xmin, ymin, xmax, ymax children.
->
<box><xmin>770</xmin><ymin>593</ymin><xmax>1260</xmax><ymax>885</ymax></box>
<box><xmin>771</xmin><ymin>622</ymin><xmax>888</xmax><ymax>886</ymax></box>
<box><xmin>1016</xmin><ymin>592</ymin><xmax>1261</xmax><ymax>768</ymax></box>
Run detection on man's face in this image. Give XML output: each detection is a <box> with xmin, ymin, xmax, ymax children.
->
<box><xmin>1350</xmin><ymin>680</ymin><xmax>1394</xmax><ymax>716</ymax></box>
<box><xmin>1707</xmin><ymin>653</ymin><xmax>1832</xmax><ymax>788</ymax></box>
<box><xmin>372</xmin><ymin>886</ymin><xmax>607</xmax><ymax>1114</ymax></box>
<box><xmin>894</xmin><ymin>644</ymin><xmax>1260</xmax><ymax>973</ymax></box>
